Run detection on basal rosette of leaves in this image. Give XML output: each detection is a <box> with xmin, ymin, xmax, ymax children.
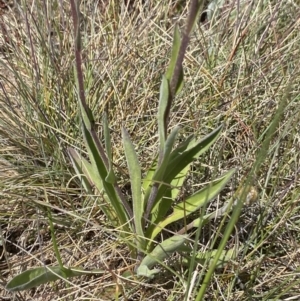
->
<box><xmin>6</xmin><ymin>0</ymin><xmax>237</xmax><ymax>291</ymax></box>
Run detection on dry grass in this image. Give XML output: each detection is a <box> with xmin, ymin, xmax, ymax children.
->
<box><xmin>0</xmin><ymin>0</ymin><xmax>300</xmax><ymax>300</ymax></box>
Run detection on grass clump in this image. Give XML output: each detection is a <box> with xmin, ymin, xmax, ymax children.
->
<box><xmin>1</xmin><ymin>0</ymin><xmax>300</xmax><ymax>300</ymax></box>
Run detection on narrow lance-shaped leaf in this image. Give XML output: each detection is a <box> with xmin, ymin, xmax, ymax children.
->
<box><xmin>168</xmin><ymin>134</ymin><xmax>194</xmax><ymax>161</ymax></box>
<box><xmin>146</xmin><ymin>154</ymin><xmax>191</xmax><ymax>240</ymax></box>
<box><xmin>185</xmin><ymin>182</ymin><xmax>257</xmax><ymax>232</ymax></box>
<box><xmin>142</xmin><ymin>157</ymin><xmax>158</xmax><ymax>192</ymax></box>
<box><xmin>122</xmin><ymin>128</ymin><xmax>144</xmax><ymax>248</ymax></box>
<box><xmin>153</xmin><ymin>125</ymin><xmax>223</xmax><ymax>207</ymax></box>
<box><xmin>78</xmin><ymin>98</ymin><xmax>95</xmax><ymax>131</ymax></box>
<box><xmin>6</xmin><ymin>266</ymin><xmax>104</xmax><ymax>292</ymax></box>
<box><xmin>144</xmin><ymin>127</ymin><xmax>223</xmax><ymax>242</ymax></box>
<box><xmin>68</xmin><ymin>147</ymin><xmax>118</xmax><ymax>223</ymax></box>
<box><xmin>165</xmin><ymin>26</ymin><xmax>184</xmax><ymax>95</ymax></box>
<box><xmin>145</xmin><ymin>133</ymin><xmax>195</xmax><ymax>218</ymax></box>
<box><xmin>103</xmin><ymin>113</ymin><xmax>116</xmax><ymax>184</ymax></box>
<box><xmin>157</xmin><ymin>75</ymin><xmax>169</xmax><ymax>153</ymax></box>
<box><xmin>166</xmin><ymin>26</ymin><xmax>181</xmax><ymax>80</ymax></box>
<box><xmin>70</xmin><ymin>0</ymin><xmax>132</xmax><ymax>224</ymax></box>
<box><xmin>68</xmin><ymin>148</ymin><xmax>94</xmax><ymax>194</ymax></box>
<box><xmin>147</xmin><ymin>169</ymin><xmax>235</xmax><ymax>242</ymax></box>
<box><xmin>169</xmin><ymin>125</ymin><xmax>223</xmax><ymax>166</ymax></box>
<box><xmin>143</xmin><ymin>133</ymin><xmax>194</xmax><ymax>194</ymax></box>
<box><xmin>70</xmin><ymin>0</ymin><xmax>132</xmax><ymax>222</ymax></box>
<box><xmin>187</xmin><ymin>201</ymin><xmax>234</xmax><ymax>231</ymax></box>
<box><xmin>144</xmin><ymin>126</ymin><xmax>180</xmax><ymax>219</ymax></box>
<box><xmin>183</xmin><ymin>248</ymin><xmax>236</xmax><ymax>270</ymax></box>
<box><xmin>147</xmin><ymin>126</ymin><xmax>180</xmax><ymax>192</ymax></box>
<box><xmin>147</xmin><ymin>162</ymin><xmax>190</xmax><ymax>237</ymax></box>
<box><xmin>82</xmin><ymin>122</ymin><xmax>132</xmax><ymax>223</ymax></box>
<box><xmin>137</xmin><ymin>234</ymin><xmax>187</xmax><ymax>278</ymax></box>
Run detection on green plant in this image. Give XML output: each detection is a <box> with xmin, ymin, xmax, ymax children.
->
<box><xmin>6</xmin><ymin>0</ymin><xmax>236</xmax><ymax>291</ymax></box>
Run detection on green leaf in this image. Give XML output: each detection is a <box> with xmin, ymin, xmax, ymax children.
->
<box><xmin>103</xmin><ymin>113</ymin><xmax>116</xmax><ymax>184</ymax></box>
<box><xmin>6</xmin><ymin>266</ymin><xmax>104</xmax><ymax>292</ymax></box>
<box><xmin>78</xmin><ymin>99</ymin><xmax>95</xmax><ymax>131</ymax></box>
<box><xmin>197</xmin><ymin>248</ymin><xmax>236</xmax><ymax>269</ymax></box>
<box><xmin>166</xmin><ymin>26</ymin><xmax>181</xmax><ymax>81</ymax></box>
<box><xmin>135</xmin><ymin>265</ymin><xmax>159</xmax><ymax>279</ymax></box>
<box><xmin>145</xmin><ymin>126</ymin><xmax>223</xmax><ymax>236</ymax></box>
<box><xmin>186</xmin><ymin>181</ymin><xmax>257</xmax><ymax>232</ymax></box>
<box><xmin>143</xmin><ymin>126</ymin><xmax>180</xmax><ymax>211</ymax></box>
<box><xmin>143</xmin><ymin>127</ymin><xmax>224</xmax><ymax>247</ymax></box>
<box><xmin>122</xmin><ymin>128</ymin><xmax>144</xmax><ymax>246</ymax></box>
<box><xmin>158</xmin><ymin>75</ymin><xmax>169</xmax><ymax>151</ymax></box>
<box><xmin>142</xmin><ymin>133</ymin><xmax>193</xmax><ymax>193</ymax></box>
<box><xmin>147</xmin><ymin>162</ymin><xmax>190</xmax><ymax>236</ymax></box>
<box><xmin>137</xmin><ymin>235</ymin><xmax>187</xmax><ymax>278</ymax></box>
<box><xmin>142</xmin><ymin>158</ymin><xmax>158</xmax><ymax>192</ymax></box>
<box><xmin>68</xmin><ymin>148</ymin><xmax>94</xmax><ymax>194</ymax></box>
<box><xmin>154</xmin><ymin>125</ymin><xmax>223</xmax><ymax>206</ymax></box>
<box><xmin>165</xmin><ymin>26</ymin><xmax>184</xmax><ymax>94</ymax></box>
<box><xmin>168</xmin><ymin>134</ymin><xmax>194</xmax><ymax>162</ymax></box>
<box><xmin>170</xmin><ymin>163</ymin><xmax>190</xmax><ymax>201</ymax></box>
<box><xmin>192</xmin><ymin>195</ymin><xmax>236</xmax><ymax>229</ymax></box>
<box><xmin>183</xmin><ymin>248</ymin><xmax>236</xmax><ymax>270</ymax></box>
<box><xmin>154</xmin><ymin>126</ymin><xmax>180</xmax><ymax>183</ymax></box>
<box><xmin>68</xmin><ymin>148</ymin><xmax>119</xmax><ymax>225</ymax></box>
<box><xmin>82</xmin><ymin>122</ymin><xmax>131</xmax><ymax>225</ymax></box>
<box><xmin>148</xmin><ymin>169</ymin><xmax>235</xmax><ymax>241</ymax></box>
<box><xmin>168</xmin><ymin>125</ymin><xmax>223</xmax><ymax>173</ymax></box>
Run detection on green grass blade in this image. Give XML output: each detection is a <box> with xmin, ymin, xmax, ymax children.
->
<box><xmin>196</xmin><ymin>90</ymin><xmax>289</xmax><ymax>300</ymax></box>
